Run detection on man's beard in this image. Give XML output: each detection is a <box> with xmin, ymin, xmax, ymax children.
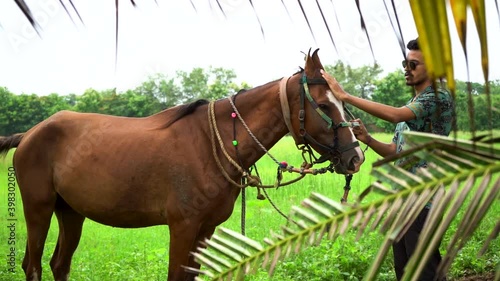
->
<box><xmin>405</xmin><ymin>71</ymin><xmax>424</xmax><ymax>86</ymax></box>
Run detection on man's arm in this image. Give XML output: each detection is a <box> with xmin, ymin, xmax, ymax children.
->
<box><xmin>321</xmin><ymin>70</ymin><xmax>416</xmax><ymax>123</ymax></box>
<box><xmin>363</xmin><ymin>134</ymin><xmax>397</xmax><ymax>157</ymax></box>
<box><xmin>352</xmin><ymin>119</ymin><xmax>397</xmax><ymax>157</ymax></box>
<box><xmin>344</xmin><ymin>95</ymin><xmax>415</xmax><ymax>123</ymax></box>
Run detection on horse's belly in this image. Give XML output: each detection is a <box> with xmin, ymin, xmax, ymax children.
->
<box><xmin>84</xmin><ymin>209</ymin><xmax>168</xmax><ymax>228</ymax></box>
<box><xmin>56</xmin><ymin>181</ymin><xmax>170</xmax><ymax>228</ymax></box>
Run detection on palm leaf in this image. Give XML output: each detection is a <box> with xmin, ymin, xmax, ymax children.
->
<box><xmin>192</xmin><ymin>132</ymin><xmax>499</xmax><ymax>281</ymax></box>
<box><xmin>409</xmin><ymin>0</ymin><xmax>455</xmax><ymax>93</ymax></box>
<box><xmin>470</xmin><ymin>0</ymin><xmax>489</xmax><ymax>82</ymax></box>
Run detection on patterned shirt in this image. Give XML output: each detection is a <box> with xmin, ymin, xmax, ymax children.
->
<box><xmin>392</xmin><ymin>86</ymin><xmax>455</xmax><ymax>173</ymax></box>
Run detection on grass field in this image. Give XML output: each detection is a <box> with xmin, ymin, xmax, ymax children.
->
<box><xmin>0</xmin><ymin>134</ymin><xmax>498</xmax><ymax>281</ymax></box>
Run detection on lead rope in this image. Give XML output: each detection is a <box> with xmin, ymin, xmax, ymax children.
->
<box><xmin>230</xmin><ymin>90</ymin><xmax>301</xmax><ymax>231</ymax></box>
<box><xmin>227</xmin><ymin>97</ymin><xmax>282</xmax><ymax>165</ymax></box>
<box><xmin>227</xmin><ymin>96</ymin><xmax>321</xmax><ymax>192</ymax></box>
<box><xmin>208</xmin><ymin>101</ymin><xmax>261</xmax><ymax>188</ymax></box>
<box><xmin>230</xmin><ymin>93</ymin><xmax>288</xmax><ymax>234</ymax></box>
<box><xmin>211</xmin><ymin>96</ymin><xmax>357</xmax><ymax>232</ymax></box>
<box><xmin>209</xmin><ymin>100</ymin><xmax>335</xmax><ymax>189</ymax></box>
<box><xmin>341</xmin><ymin>174</ymin><xmax>353</xmax><ymax>203</ymax></box>
<box><xmin>253</xmin><ymin>164</ymin><xmax>301</xmax><ymax>227</ymax></box>
<box><xmin>241</xmin><ymin>181</ymin><xmax>246</xmax><ymax>235</ymax></box>
<box><xmin>230</xmin><ymin>94</ymin><xmax>248</xmax><ymax>236</ymax></box>
<box><xmin>341</xmin><ymin>105</ymin><xmax>357</xmax><ymax>203</ymax></box>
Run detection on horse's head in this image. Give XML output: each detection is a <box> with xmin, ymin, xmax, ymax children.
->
<box><xmin>283</xmin><ymin>49</ymin><xmax>365</xmax><ymax>174</ymax></box>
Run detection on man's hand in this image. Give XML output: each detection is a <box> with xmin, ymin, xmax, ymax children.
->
<box><xmin>351</xmin><ymin>118</ymin><xmax>371</xmax><ymax>144</ymax></box>
<box><xmin>320</xmin><ymin>69</ymin><xmax>349</xmax><ymax>101</ymax></box>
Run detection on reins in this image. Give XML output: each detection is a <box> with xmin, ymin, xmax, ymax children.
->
<box><xmin>208</xmin><ymin>97</ymin><xmax>335</xmax><ymax>191</ymax></box>
<box><xmin>208</xmin><ymin>101</ymin><xmax>261</xmax><ymax>188</ymax></box>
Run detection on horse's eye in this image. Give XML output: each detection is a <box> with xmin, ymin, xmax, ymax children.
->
<box><xmin>318</xmin><ymin>104</ymin><xmax>328</xmax><ymax>110</ymax></box>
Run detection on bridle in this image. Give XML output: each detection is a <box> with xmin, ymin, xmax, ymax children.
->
<box><xmin>208</xmin><ymin>71</ymin><xmax>362</xmax><ymax>193</ymax></box>
<box><xmin>209</xmin><ymin>72</ymin><xmax>363</xmax><ymax>234</ymax></box>
<box><xmin>280</xmin><ymin>72</ymin><xmax>361</xmax><ymax>166</ymax></box>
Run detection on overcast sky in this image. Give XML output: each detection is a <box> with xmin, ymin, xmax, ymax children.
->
<box><xmin>1</xmin><ymin>0</ymin><xmax>499</xmax><ymax>96</ymax></box>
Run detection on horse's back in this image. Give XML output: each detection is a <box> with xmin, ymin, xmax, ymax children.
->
<box><xmin>15</xmin><ymin>110</ymin><xmax>133</xmax><ymax>163</ymax></box>
<box><xmin>13</xmin><ymin>109</ymin><xmax>208</xmax><ymax>227</ymax></box>
<box><xmin>13</xmin><ymin>109</ymin><xmax>138</xmax><ymax>191</ymax></box>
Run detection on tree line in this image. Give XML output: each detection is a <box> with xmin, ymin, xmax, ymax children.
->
<box><xmin>1</xmin><ymin>63</ymin><xmax>498</xmax><ymax>136</ymax></box>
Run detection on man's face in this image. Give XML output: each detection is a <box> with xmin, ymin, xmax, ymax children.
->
<box><xmin>404</xmin><ymin>50</ymin><xmax>429</xmax><ymax>86</ymax></box>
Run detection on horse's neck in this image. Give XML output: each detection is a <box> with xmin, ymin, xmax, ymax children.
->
<box><xmin>216</xmin><ymin>82</ymin><xmax>289</xmax><ymax>168</ymax></box>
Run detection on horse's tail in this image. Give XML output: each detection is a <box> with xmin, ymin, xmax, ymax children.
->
<box><xmin>0</xmin><ymin>133</ymin><xmax>24</xmax><ymax>158</ymax></box>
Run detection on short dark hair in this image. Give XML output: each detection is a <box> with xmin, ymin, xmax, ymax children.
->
<box><xmin>407</xmin><ymin>38</ymin><xmax>420</xmax><ymax>51</ymax></box>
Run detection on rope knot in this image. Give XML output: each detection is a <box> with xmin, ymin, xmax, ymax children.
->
<box><xmin>256</xmin><ymin>187</ymin><xmax>266</xmax><ymax>200</ymax></box>
<box><xmin>246</xmin><ymin>174</ymin><xmax>261</xmax><ymax>187</ymax></box>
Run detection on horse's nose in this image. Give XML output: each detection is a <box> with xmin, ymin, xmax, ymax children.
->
<box><xmin>349</xmin><ymin>156</ymin><xmax>359</xmax><ymax>170</ymax></box>
<box><xmin>348</xmin><ymin>155</ymin><xmax>363</xmax><ymax>173</ymax></box>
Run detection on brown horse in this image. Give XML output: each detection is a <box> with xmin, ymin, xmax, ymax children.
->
<box><xmin>0</xmin><ymin>49</ymin><xmax>364</xmax><ymax>281</ymax></box>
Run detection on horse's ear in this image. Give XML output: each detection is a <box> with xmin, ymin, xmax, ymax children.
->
<box><xmin>311</xmin><ymin>48</ymin><xmax>324</xmax><ymax>71</ymax></box>
<box><xmin>304</xmin><ymin>48</ymin><xmax>312</xmax><ymax>75</ymax></box>
<box><xmin>302</xmin><ymin>48</ymin><xmax>312</xmax><ymax>62</ymax></box>
<box><xmin>305</xmin><ymin>48</ymin><xmax>323</xmax><ymax>77</ymax></box>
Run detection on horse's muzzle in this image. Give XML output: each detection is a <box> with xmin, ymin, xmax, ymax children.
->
<box><xmin>334</xmin><ymin>154</ymin><xmax>364</xmax><ymax>175</ymax></box>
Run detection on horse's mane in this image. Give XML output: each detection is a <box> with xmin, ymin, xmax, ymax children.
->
<box><xmin>160</xmin><ymin>99</ymin><xmax>209</xmax><ymax>129</ymax></box>
<box><xmin>157</xmin><ymin>72</ymin><xmax>307</xmax><ymax>130</ymax></box>
<box><xmin>158</xmin><ymin>89</ymin><xmax>250</xmax><ymax>129</ymax></box>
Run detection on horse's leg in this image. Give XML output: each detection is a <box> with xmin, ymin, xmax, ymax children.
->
<box><xmin>49</xmin><ymin>198</ymin><xmax>85</xmax><ymax>281</ymax></box>
<box><xmin>186</xmin><ymin>225</ymin><xmax>217</xmax><ymax>274</ymax></box>
<box><xmin>167</xmin><ymin>221</ymin><xmax>205</xmax><ymax>281</ymax></box>
<box><xmin>22</xmin><ymin>244</ymin><xmax>29</xmax><ymax>274</ymax></box>
<box><xmin>21</xmin><ymin>187</ymin><xmax>57</xmax><ymax>281</ymax></box>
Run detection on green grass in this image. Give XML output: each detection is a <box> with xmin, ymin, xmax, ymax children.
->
<box><xmin>0</xmin><ymin>134</ymin><xmax>498</xmax><ymax>281</ymax></box>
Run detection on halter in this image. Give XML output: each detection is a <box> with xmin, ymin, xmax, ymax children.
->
<box><xmin>208</xmin><ymin>74</ymin><xmax>362</xmax><ymax>234</ymax></box>
<box><xmin>280</xmin><ymin>72</ymin><xmax>360</xmax><ymax>165</ymax></box>
<box><xmin>208</xmin><ymin>71</ymin><xmax>362</xmax><ymax>197</ymax></box>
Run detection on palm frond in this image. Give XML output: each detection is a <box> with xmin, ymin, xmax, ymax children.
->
<box><xmin>410</xmin><ymin>0</ymin><xmax>455</xmax><ymax>92</ymax></box>
<box><xmin>193</xmin><ymin>132</ymin><xmax>500</xmax><ymax>281</ymax></box>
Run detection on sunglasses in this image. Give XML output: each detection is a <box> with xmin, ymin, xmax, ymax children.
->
<box><xmin>402</xmin><ymin>60</ymin><xmax>423</xmax><ymax>70</ymax></box>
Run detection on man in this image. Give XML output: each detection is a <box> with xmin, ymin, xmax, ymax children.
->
<box><xmin>321</xmin><ymin>38</ymin><xmax>454</xmax><ymax>280</ymax></box>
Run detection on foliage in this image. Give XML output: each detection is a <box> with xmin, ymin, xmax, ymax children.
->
<box><xmin>192</xmin><ymin>132</ymin><xmax>500</xmax><ymax>281</ymax></box>
<box><xmin>75</xmin><ymin>89</ymin><xmax>105</xmax><ymax>113</ymax></box>
<box><xmin>0</xmin><ymin>67</ymin><xmax>248</xmax><ymax>135</ymax></box>
<box><xmin>371</xmin><ymin>70</ymin><xmax>413</xmax><ymax>132</ymax></box>
<box><xmin>205</xmin><ymin>67</ymin><xmax>241</xmax><ymax>101</ymax></box>
<box><xmin>453</xmin><ymin>80</ymin><xmax>500</xmax><ymax>131</ymax></box>
<box><xmin>134</xmin><ymin>73</ymin><xmax>181</xmax><ymax>109</ymax></box>
<box><xmin>0</xmin><ymin>87</ymin><xmax>15</xmax><ymax>135</ymax></box>
<box><xmin>7</xmin><ymin>93</ymin><xmax>46</xmax><ymax>133</ymax></box>
<box><xmin>4</xmin><ymin>1</ymin><xmax>499</xmax><ymax>281</ymax></box>
<box><xmin>1</xmin><ymin>134</ymin><xmax>497</xmax><ymax>281</ymax></box>
<box><xmin>323</xmin><ymin>62</ymin><xmax>383</xmax><ymax>126</ymax></box>
<box><xmin>0</xmin><ymin>68</ymin><xmax>497</xmax><ymax>136</ymax></box>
